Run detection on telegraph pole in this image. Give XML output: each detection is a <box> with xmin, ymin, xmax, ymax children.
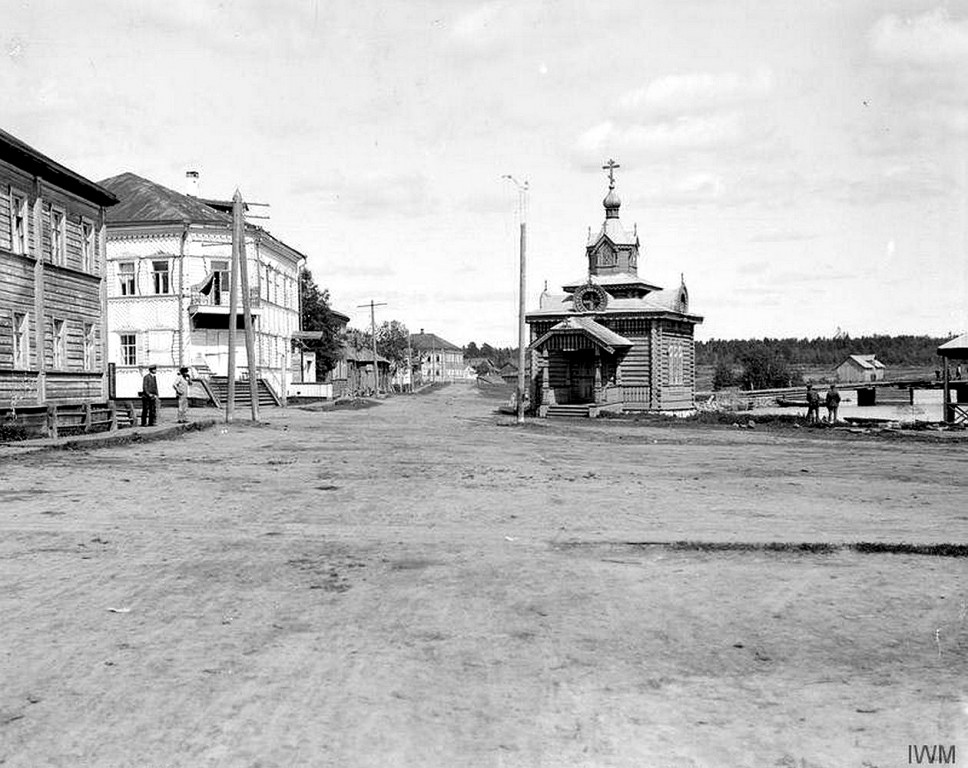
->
<box><xmin>226</xmin><ymin>198</ymin><xmax>241</xmax><ymax>422</ymax></box>
<box><xmin>234</xmin><ymin>190</ymin><xmax>260</xmax><ymax>421</ymax></box>
<box><xmin>503</xmin><ymin>175</ymin><xmax>529</xmax><ymax>424</ymax></box>
<box><xmin>358</xmin><ymin>300</ymin><xmax>387</xmax><ymax>394</ymax></box>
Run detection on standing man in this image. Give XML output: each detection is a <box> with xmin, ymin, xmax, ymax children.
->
<box><xmin>174</xmin><ymin>367</ymin><xmax>191</xmax><ymax>423</ymax></box>
<box><xmin>141</xmin><ymin>364</ymin><xmax>159</xmax><ymax>426</ymax></box>
<box><xmin>806</xmin><ymin>383</ymin><xmax>820</xmax><ymax>425</ymax></box>
<box><xmin>825</xmin><ymin>383</ymin><xmax>841</xmax><ymax>424</ymax></box>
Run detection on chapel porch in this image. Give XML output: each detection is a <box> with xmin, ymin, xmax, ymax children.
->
<box><xmin>530</xmin><ymin>316</ymin><xmax>634</xmax><ymax>418</ymax></box>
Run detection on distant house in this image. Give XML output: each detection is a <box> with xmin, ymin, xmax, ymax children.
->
<box><xmin>465</xmin><ymin>357</ymin><xmax>496</xmax><ymax>379</ymax></box>
<box><xmin>331</xmin><ymin>344</ymin><xmax>390</xmax><ymax>396</ymax></box>
<box><xmin>411</xmin><ymin>329</ymin><xmax>463</xmax><ymax>383</ymax></box>
<box><xmin>834</xmin><ymin>354</ymin><xmax>886</xmax><ymax>383</ymax></box>
<box><xmin>498</xmin><ymin>362</ymin><xmax>519</xmax><ymax>385</ymax></box>
<box><xmin>1</xmin><ymin>129</ymin><xmax>118</xmax><ymax>409</ymax></box>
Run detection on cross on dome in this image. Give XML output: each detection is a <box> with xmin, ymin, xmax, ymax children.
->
<box><xmin>602</xmin><ymin>158</ymin><xmax>620</xmax><ymax>189</ymax></box>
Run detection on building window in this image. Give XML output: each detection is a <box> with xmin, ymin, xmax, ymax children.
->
<box><xmin>119</xmin><ymin>262</ymin><xmax>136</xmax><ymax>295</ymax></box>
<box><xmin>668</xmin><ymin>343</ymin><xmax>684</xmax><ymax>386</ymax></box>
<box><xmin>120</xmin><ymin>333</ymin><xmax>137</xmax><ymax>366</ymax></box>
<box><xmin>50</xmin><ymin>207</ymin><xmax>66</xmax><ymax>265</ymax></box>
<box><xmin>10</xmin><ymin>190</ymin><xmax>28</xmax><ymax>255</ymax></box>
<box><xmin>53</xmin><ymin>319</ymin><xmax>67</xmax><ymax>369</ymax></box>
<box><xmin>13</xmin><ymin>312</ymin><xmax>29</xmax><ymax>369</ymax></box>
<box><xmin>152</xmin><ymin>260</ymin><xmax>170</xmax><ymax>294</ymax></box>
<box><xmin>81</xmin><ymin>220</ymin><xmax>95</xmax><ymax>272</ymax></box>
<box><xmin>83</xmin><ymin>324</ymin><xmax>97</xmax><ymax>370</ymax></box>
<box><xmin>211</xmin><ymin>260</ymin><xmax>229</xmax><ymax>305</ymax></box>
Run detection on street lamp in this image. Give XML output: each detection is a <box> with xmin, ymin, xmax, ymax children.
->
<box><xmin>503</xmin><ymin>175</ymin><xmax>528</xmax><ymax>425</ymax></box>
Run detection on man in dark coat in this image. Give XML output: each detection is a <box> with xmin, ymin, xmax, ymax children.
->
<box><xmin>825</xmin><ymin>383</ymin><xmax>841</xmax><ymax>423</ymax></box>
<box><xmin>141</xmin><ymin>364</ymin><xmax>159</xmax><ymax>426</ymax></box>
<box><xmin>806</xmin><ymin>383</ymin><xmax>821</xmax><ymax>425</ymax></box>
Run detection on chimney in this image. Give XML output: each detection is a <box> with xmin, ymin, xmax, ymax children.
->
<box><xmin>185</xmin><ymin>170</ymin><xmax>199</xmax><ymax>197</ymax></box>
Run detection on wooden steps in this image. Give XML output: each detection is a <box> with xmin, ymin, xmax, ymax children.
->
<box><xmin>207</xmin><ymin>377</ymin><xmax>281</xmax><ymax>408</ymax></box>
<box><xmin>546</xmin><ymin>403</ymin><xmax>592</xmax><ymax>418</ymax></box>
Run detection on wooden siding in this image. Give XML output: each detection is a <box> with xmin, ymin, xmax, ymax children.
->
<box><xmin>0</xmin><ymin>372</ymin><xmax>41</xmax><ymax>407</ymax></box>
<box><xmin>615</xmin><ymin>333</ymin><xmax>651</xmax><ymax>388</ymax></box>
<box><xmin>44</xmin><ymin>372</ymin><xmax>103</xmax><ymax>402</ymax></box>
<box><xmin>0</xmin><ymin>157</ymin><xmax>108</xmax><ymax>407</ymax></box>
<box><xmin>657</xmin><ymin>320</ymin><xmax>696</xmax><ymax>409</ymax></box>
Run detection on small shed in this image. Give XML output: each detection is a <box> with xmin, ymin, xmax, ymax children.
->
<box><xmin>938</xmin><ymin>334</ymin><xmax>968</xmax><ymax>424</ymax></box>
<box><xmin>834</xmin><ymin>354</ymin><xmax>886</xmax><ymax>383</ymax></box>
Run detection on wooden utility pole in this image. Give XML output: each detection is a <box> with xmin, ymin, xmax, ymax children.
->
<box><xmin>226</xmin><ymin>196</ymin><xmax>241</xmax><ymax>422</ymax></box>
<box><xmin>234</xmin><ymin>190</ymin><xmax>260</xmax><ymax>421</ymax></box>
<box><xmin>504</xmin><ymin>175</ymin><xmax>529</xmax><ymax>424</ymax></box>
<box><xmin>358</xmin><ymin>300</ymin><xmax>387</xmax><ymax>394</ymax></box>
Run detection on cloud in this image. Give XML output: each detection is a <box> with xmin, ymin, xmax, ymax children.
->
<box><xmin>575</xmin><ymin>113</ymin><xmax>749</xmax><ymax>160</ymax></box>
<box><xmin>619</xmin><ymin>69</ymin><xmax>774</xmax><ymax>117</ymax></box>
<box><xmin>831</xmin><ymin>162</ymin><xmax>958</xmax><ymax>204</ymax></box>
<box><xmin>291</xmin><ymin>170</ymin><xmax>435</xmax><ymax>219</ymax></box>
<box><xmin>572</xmin><ymin>69</ymin><xmax>777</xmax><ymax>169</ymax></box>
<box><xmin>748</xmin><ymin>230</ymin><xmax>819</xmax><ymax>243</ymax></box>
<box><xmin>869</xmin><ymin>8</ymin><xmax>968</xmax><ymax>66</ymax></box>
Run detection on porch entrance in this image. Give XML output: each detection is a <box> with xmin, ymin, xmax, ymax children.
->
<box><xmin>566</xmin><ymin>352</ymin><xmax>596</xmax><ymax>403</ymax></box>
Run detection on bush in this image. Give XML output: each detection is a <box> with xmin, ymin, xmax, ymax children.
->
<box><xmin>738</xmin><ymin>347</ymin><xmax>802</xmax><ymax>389</ymax></box>
<box><xmin>711</xmin><ymin>360</ymin><xmax>735</xmax><ymax>390</ymax></box>
<box><xmin>0</xmin><ymin>421</ymin><xmax>30</xmax><ymax>442</ymax></box>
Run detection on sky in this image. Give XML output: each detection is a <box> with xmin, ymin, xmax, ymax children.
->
<box><xmin>3</xmin><ymin>0</ymin><xmax>968</xmax><ymax>345</ymax></box>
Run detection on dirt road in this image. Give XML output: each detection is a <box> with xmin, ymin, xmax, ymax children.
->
<box><xmin>1</xmin><ymin>384</ymin><xmax>966</xmax><ymax>767</ymax></box>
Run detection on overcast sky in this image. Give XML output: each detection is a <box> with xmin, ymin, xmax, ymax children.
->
<box><xmin>4</xmin><ymin>0</ymin><xmax>967</xmax><ymax>345</ymax></box>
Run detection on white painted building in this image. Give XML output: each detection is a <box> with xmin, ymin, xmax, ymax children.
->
<box><xmin>410</xmin><ymin>329</ymin><xmax>464</xmax><ymax>383</ymax></box>
<box><xmin>99</xmin><ymin>172</ymin><xmax>305</xmax><ymax>399</ymax></box>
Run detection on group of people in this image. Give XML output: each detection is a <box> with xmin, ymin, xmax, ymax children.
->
<box><xmin>140</xmin><ymin>365</ymin><xmax>193</xmax><ymax>427</ymax></box>
<box><xmin>805</xmin><ymin>383</ymin><xmax>840</xmax><ymax>425</ymax></box>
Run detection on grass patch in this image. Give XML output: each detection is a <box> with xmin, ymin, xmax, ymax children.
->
<box><xmin>619</xmin><ymin>540</ymin><xmax>968</xmax><ymax>557</ymax></box>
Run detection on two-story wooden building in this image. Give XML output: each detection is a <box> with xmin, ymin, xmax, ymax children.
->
<box><xmin>526</xmin><ymin>163</ymin><xmax>703</xmax><ymax>417</ymax></box>
<box><xmin>1</xmin><ymin>129</ymin><xmax>117</xmax><ymax>410</ymax></box>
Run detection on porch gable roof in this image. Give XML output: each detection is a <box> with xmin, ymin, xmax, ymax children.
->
<box><xmin>530</xmin><ymin>316</ymin><xmax>632</xmax><ymax>355</ymax></box>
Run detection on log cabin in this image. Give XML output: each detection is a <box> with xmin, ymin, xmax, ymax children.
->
<box><xmin>0</xmin><ymin>129</ymin><xmax>118</xmax><ymax>410</ymax></box>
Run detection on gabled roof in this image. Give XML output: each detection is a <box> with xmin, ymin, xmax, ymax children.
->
<box><xmin>843</xmin><ymin>354</ymin><xmax>885</xmax><ymax>369</ymax></box>
<box><xmin>530</xmin><ymin>316</ymin><xmax>633</xmax><ymax>354</ymax></box>
<box><xmin>411</xmin><ymin>331</ymin><xmax>461</xmax><ymax>352</ymax></box>
<box><xmin>938</xmin><ymin>333</ymin><xmax>968</xmax><ymax>356</ymax></box>
<box><xmin>99</xmin><ymin>172</ymin><xmax>231</xmax><ymax>225</ymax></box>
<box><xmin>343</xmin><ymin>346</ymin><xmax>390</xmax><ymax>365</ymax></box>
<box><xmin>587</xmin><ymin>218</ymin><xmax>637</xmax><ymax>247</ymax></box>
<box><xmin>0</xmin><ymin>128</ymin><xmax>118</xmax><ymax>207</ymax></box>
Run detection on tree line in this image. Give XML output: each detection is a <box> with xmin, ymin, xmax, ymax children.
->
<box><xmin>298</xmin><ymin>270</ymin><xmax>412</xmax><ymax>379</ymax></box>
<box><xmin>699</xmin><ymin>334</ymin><xmax>951</xmax><ymax>390</ymax></box>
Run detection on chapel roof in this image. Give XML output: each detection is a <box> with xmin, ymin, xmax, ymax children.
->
<box><xmin>531</xmin><ymin>286</ymin><xmax>696</xmax><ymax>318</ymax></box>
<box><xmin>529</xmin><ymin>316</ymin><xmax>633</xmax><ymax>353</ymax></box>
<box><xmin>587</xmin><ymin>217</ymin><xmax>638</xmax><ymax>247</ymax></box>
<box><xmin>562</xmin><ymin>272</ymin><xmax>662</xmax><ymax>293</ymax></box>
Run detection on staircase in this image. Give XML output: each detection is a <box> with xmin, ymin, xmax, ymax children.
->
<box><xmin>545</xmin><ymin>403</ymin><xmax>592</xmax><ymax>418</ymax></box>
<box><xmin>207</xmin><ymin>377</ymin><xmax>282</xmax><ymax>409</ymax></box>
